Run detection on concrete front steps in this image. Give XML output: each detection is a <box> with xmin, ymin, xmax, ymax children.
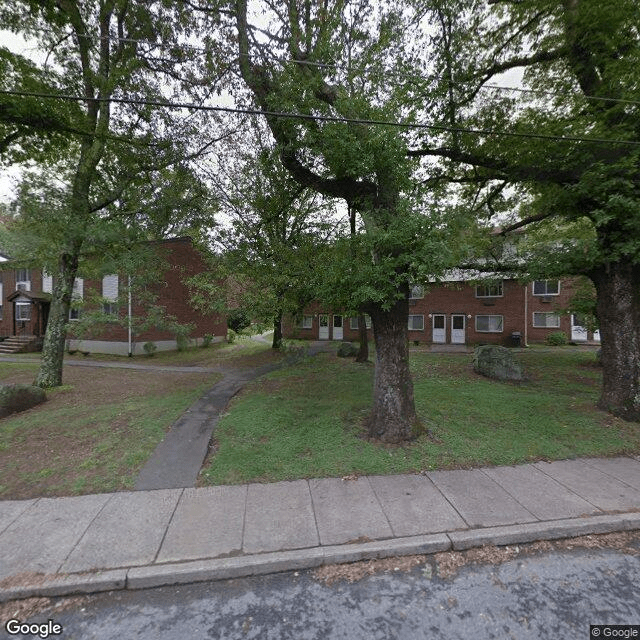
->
<box><xmin>0</xmin><ymin>336</ymin><xmax>40</xmax><ymax>354</ymax></box>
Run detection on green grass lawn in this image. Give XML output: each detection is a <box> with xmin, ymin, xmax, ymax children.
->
<box><xmin>199</xmin><ymin>347</ymin><xmax>640</xmax><ymax>486</ymax></box>
<box><xmin>0</xmin><ymin>362</ymin><xmax>221</xmax><ymax>499</ymax></box>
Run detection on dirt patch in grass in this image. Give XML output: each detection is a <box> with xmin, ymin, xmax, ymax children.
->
<box><xmin>0</xmin><ymin>363</ymin><xmax>219</xmax><ymax>499</ymax></box>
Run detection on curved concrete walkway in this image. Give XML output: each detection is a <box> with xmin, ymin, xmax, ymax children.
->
<box><xmin>134</xmin><ymin>341</ymin><xmax>333</xmax><ymax>490</ymax></box>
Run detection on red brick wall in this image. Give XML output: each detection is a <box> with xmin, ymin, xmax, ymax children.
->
<box><xmin>0</xmin><ymin>238</ymin><xmax>227</xmax><ymax>343</ymax></box>
<box><xmin>76</xmin><ymin>238</ymin><xmax>226</xmax><ymax>342</ymax></box>
<box><xmin>0</xmin><ymin>267</ymin><xmax>45</xmax><ymax>337</ymax></box>
<box><xmin>283</xmin><ymin>277</ymin><xmax>579</xmax><ymax>345</ymax></box>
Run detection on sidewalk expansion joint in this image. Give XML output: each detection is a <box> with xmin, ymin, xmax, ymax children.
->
<box><xmin>3</xmin><ymin>513</ymin><xmax>640</xmax><ymax>602</ymax></box>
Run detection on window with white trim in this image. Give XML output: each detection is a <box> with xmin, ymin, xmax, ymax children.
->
<box><xmin>42</xmin><ymin>270</ymin><xmax>53</xmax><ymax>293</ymax></box>
<box><xmin>349</xmin><ymin>315</ymin><xmax>372</xmax><ymax>330</ymax></box>
<box><xmin>72</xmin><ymin>277</ymin><xmax>84</xmax><ymax>299</ymax></box>
<box><xmin>533</xmin><ymin>312</ymin><xmax>561</xmax><ymax>328</ymax></box>
<box><xmin>409</xmin><ymin>284</ymin><xmax>424</xmax><ymax>299</ymax></box>
<box><xmin>533</xmin><ymin>280</ymin><xmax>560</xmax><ymax>296</ymax></box>
<box><xmin>408</xmin><ymin>315</ymin><xmax>424</xmax><ymax>331</ymax></box>
<box><xmin>297</xmin><ymin>315</ymin><xmax>313</xmax><ymax>329</ymax></box>
<box><xmin>69</xmin><ymin>277</ymin><xmax>83</xmax><ymax>321</ymax></box>
<box><xmin>103</xmin><ymin>302</ymin><xmax>118</xmax><ymax>316</ymax></box>
<box><xmin>475</xmin><ymin>315</ymin><xmax>504</xmax><ymax>332</ymax></box>
<box><xmin>15</xmin><ymin>302</ymin><xmax>31</xmax><ymax>321</ymax></box>
<box><xmin>475</xmin><ymin>281</ymin><xmax>503</xmax><ymax>297</ymax></box>
<box><xmin>15</xmin><ymin>268</ymin><xmax>31</xmax><ymax>291</ymax></box>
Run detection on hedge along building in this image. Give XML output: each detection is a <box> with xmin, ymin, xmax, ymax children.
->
<box><xmin>0</xmin><ymin>237</ymin><xmax>227</xmax><ymax>355</ymax></box>
<box><xmin>285</xmin><ymin>274</ymin><xmax>601</xmax><ymax>347</ymax></box>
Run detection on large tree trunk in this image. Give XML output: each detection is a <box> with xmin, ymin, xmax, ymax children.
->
<box><xmin>272</xmin><ymin>310</ymin><xmax>283</xmax><ymax>349</ymax></box>
<box><xmin>355</xmin><ymin>312</ymin><xmax>369</xmax><ymax>362</ymax></box>
<box><xmin>591</xmin><ymin>261</ymin><xmax>640</xmax><ymax>421</ymax></box>
<box><xmin>34</xmin><ymin>254</ymin><xmax>77</xmax><ymax>388</ymax></box>
<box><xmin>367</xmin><ymin>296</ymin><xmax>419</xmax><ymax>443</ymax></box>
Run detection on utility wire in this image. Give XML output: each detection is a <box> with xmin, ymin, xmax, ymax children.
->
<box><xmin>23</xmin><ymin>29</ymin><xmax>640</xmax><ymax>108</ymax></box>
<box><xmin>1</xmin><ymin>88</ymin><xmax>639</xmax><ymax>147</ymax></box>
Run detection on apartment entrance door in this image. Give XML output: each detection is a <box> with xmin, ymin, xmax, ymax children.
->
<box><xmin>451</xmin><ymin>314</ymin><xmax>466</xmax><ymax>344</ymax></box>
<box><xmin>432</xmin><ymin>314</ymin><xmax>446</xmax><ymax>343</ymax></box>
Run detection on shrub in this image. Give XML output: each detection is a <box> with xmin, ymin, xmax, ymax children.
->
<box><xmin>227</xmin><ymin>329</ymin><xmax>237</xmax><ymax>344</ymax></box>
<box><xmin>546</xmin><ymin>331</ymin><xmax>568</xmax><ymax>346</ymax></box>
<box><xmin>143</xmin><ymin>341</ymin><xmax>157</xmax><ymax>356</ymax></box>
<box><xmin>0</xmin><ymin>384</ymin><xmax>47</xmax><ymax>418</ymax></box>
<box><xmin>202</xmin><ymin>334</ymin><xmax>214</xmax><ymax>348</ymax></box>
<box><xmin>227</xmin><ymin>308</ymin><xmax>251</xmax><ymax>334</ymax></box>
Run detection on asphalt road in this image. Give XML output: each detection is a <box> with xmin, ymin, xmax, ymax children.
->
<box><xmin>3</xmin><ymin>546</ymin><xmax>639</xmax><ymax>640</ymax></box>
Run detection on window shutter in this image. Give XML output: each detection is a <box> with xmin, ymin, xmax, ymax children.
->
<box><xmin>102</xmin><ymin>274</ymin><xmax>118</xmax><ymax>301</ymax></box>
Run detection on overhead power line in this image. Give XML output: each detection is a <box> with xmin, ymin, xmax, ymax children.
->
<box><xmin>1</xmin><ymin>89</ymin><xmax>639</xmax><ymax>147</ymax></box>
<box><xmin>26</xmin><ymin>29</ymin><xmax>640</xmax><ymax>108</ymax></box>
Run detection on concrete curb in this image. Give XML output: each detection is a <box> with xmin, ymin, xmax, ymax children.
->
<box><xmin>2</xmin><ymin>515</ymin><xmax>638</xmax><ymax>603</ymax></box>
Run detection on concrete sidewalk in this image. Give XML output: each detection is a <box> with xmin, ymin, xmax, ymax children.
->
<box><xmin>2</xmin><ymin>456</ymin><xmax>640</xmax><ymax>602</ymax></box>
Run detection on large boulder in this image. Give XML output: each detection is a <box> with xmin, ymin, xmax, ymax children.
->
<box><xmin>473</xmin><ymin>345</ymin><xmax>524</xmax><ymax>382</ymax></box>
<box><xmin>337</xmin><ymin>341</ymin><xmax>359</xmax><ymax>358</ymax></box>
<box><xmin>0</xmin><ymin>384</ymin><xmax>47</xmax><ymax>418</ymax></box>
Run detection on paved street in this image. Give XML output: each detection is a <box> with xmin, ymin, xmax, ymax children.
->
<box><xmin>5</xmin><ymin>542</ymin><xmax>638</xmax><ymax>640</ymax></box>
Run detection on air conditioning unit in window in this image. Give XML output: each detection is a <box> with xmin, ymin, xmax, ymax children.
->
<box><xmin>16</xmin><ymin>283</ymin><xmax>28</xmax><ymax>291</ymax></box>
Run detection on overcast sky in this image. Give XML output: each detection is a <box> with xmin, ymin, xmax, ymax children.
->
<box><xmin>0</xmin><ymin>30</ymin><xmax>40</xmax><ymax>202</ymax></box>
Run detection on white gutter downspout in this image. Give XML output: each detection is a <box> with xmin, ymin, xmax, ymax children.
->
<box><xmin>128</xmin><ymin>275</ymin><xmax>133</xmax><ymax>357</ymax></box>
<box><xmin>524</xmin><ymin>283</ymin><xmax>528</xmax><ymax>347</ymax></box>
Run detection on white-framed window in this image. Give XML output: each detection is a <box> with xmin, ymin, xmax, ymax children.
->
<box><xmin>42</xmin><ymin>270</ymin><xmax>53</xmax><ymax>293</ymax></box>
<box><xmin>533</xmin><ymin>280</ymin><xmax>560</xmax><ymax>296</ymax></box>
<box><xmin>475</xmin><ymin>315</ymin><xmax>504</xmax><ymax>332</ymax></box>
<box><xmin>349</xmin><ymin>315</ymin><xmax>372</xmax><ymax>330</ymax></box>
<box><xmin>69</xmin><ymin>276</ymin><xmax>83</xmax><ymax>321</ymax></box>
<box><xmin>409</xmin><ymin>284</ymin><xmax>424</xmax><ymax>299</ymax></box>
<box><xmin>475</xmin><ymin>281</ymin><xmax>503</xmax><ymax>297</ymax></box>
<box><xmin>72</xmin><ymin>277</ymin><xmax>84</xmax><ymax>299</ymax></box>
<box><xmin>103</xmin><ymin>302</ymin><xmax>118</xmax><ymax>316</ymax></box>
<box><xmin>408</xmin><ymin>315</ymin><xmax>425</xmax><ymax>331</ymax></box>
<box><xmin>297</xmin><ymin>315</ymin><xmax>313</xmax><ymax>329</ymax></box>
<box><xmin>15</xmin><ymin>302</ymin><xmax>31</xmax><ymax>321</ymax></box>
<box><xmin>533</xmin><ymin>312</ymin><xmax>561</xmax><ymax>328</ymax></box>
<box><xmin>16</xmin><ymin>268</ymin><xmax>31</xmax><ymax>291</ymax></box>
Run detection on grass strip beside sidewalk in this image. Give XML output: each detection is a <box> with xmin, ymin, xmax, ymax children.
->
<box><xmin>199</xmin><ymin>348</ymin><xmax>640</xmax><ymax>486</ymax></box>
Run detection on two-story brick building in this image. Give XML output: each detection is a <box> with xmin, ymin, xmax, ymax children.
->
<box><xmin>0</xmin><ymin>237</ymin><xmax>227</xmax><ymax>355</ymax></box>
<box><xmin>284</xmin><ymin>274</ymin><xmax>600</xmax><ymax>346</ymax></box>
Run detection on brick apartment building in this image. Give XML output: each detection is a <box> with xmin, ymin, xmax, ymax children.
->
<box><xmin>284</xmin><ymin>274</ymin><xmax>600</xmax><ymax>347</ymax></box>
<box><xmin>0</xmin><ymin>237</ymin><xmax>227</xmax><ymax>355</ymax></box>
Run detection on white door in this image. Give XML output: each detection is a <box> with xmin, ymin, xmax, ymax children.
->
<box><xmin>451</xmin><ymin>314</ymin><xmax>466</xmax><ymax>344</ymax></box>
<box><xmin>333</xmin><ymin>315</ymin><xmax>343</xmax><ymax>340</ymax></box>
<box><xmin>593</xmin><ymin>329</ymin><xmax>601</xmax><ymax>342</ymax></box>
<box><xmin>319</xmin><ymin>314</ymin><xmax>329</xmax><ymax>340</ymax></box>
<box><xmin>571</xmin><ymin>314</ymin><xmax>587</xmax><ymax>341</ymax></box>
<box><xmin>432</xmin><ymin>314</ymin><xmax>446</xmax><ymax>343</ymax></box>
